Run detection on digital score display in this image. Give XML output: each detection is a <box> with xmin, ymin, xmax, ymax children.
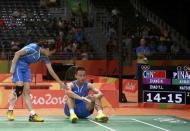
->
<box><xmin>139</xmin><ymin>65</ymin><xmax>190</xmax><ymax>104</ymax></box>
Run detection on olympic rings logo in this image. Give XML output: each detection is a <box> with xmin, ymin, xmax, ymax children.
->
<box><xmin>177</xmin><ymin>66</ymin><xmax>190</xmax><ymax>71</ymax></box>
<box><xmin>141</xmin><ymin>65</ymin><xmax>150</xmax><ymax>71</ymax></box>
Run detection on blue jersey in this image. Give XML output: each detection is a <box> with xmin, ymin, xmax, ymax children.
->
<box><xmin>12</xmin><ymin>43</ymin><xmax>50</xmax><ymax>83</ymax></box>
<box><xmin>72</xmin><ymin>80</ymin><xmax>89</xmax><ymax>103</ymax></box>
<box><xmin>19</xmin><ymin>43</ymin><xmax>50</xmax><ymax>65</ymax></box>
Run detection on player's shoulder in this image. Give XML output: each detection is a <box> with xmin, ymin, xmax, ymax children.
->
<box><xmin>67</xmin><ymin>82</ymin><xmax>74</xmax><ymax>90</ymax></box>
<box><xmin>72</xmin><ymin>80</ymin><xmax>77</xmax><ymax>84</ymax></box>
<box><xmin>25</xmin><ymin>43</ymin><xmax>39</xmax><ymax>49</ymax></box>
<box><xmin>87</xmin><ymin>82</ymin><xmax>94</xmax><ymax>89</ymax></box>
<box><xmin>22</xmin><ymin>43</ymin><xmax>40</xmax><ymax>54</ymax></box>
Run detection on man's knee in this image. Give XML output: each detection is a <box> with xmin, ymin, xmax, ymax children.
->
<box><xmin>9</xmin><ymin>92</ymin><xmax>17</xmax><ymax>101</ymax></box>
<box><xmin>86</xmin><ymin>96</ymin><xmax>95</xmax><ymax>103</ymax></box>
<box><xmin>23</xmin><ymin>88</ymin><xmax>30</xmax><ymax>95</ymax></box>
<box><xmin>14</xmin><ymin>85</ymin><xmax>24</xmax><ymax>97</ymax></box>
<box><xmin>86</xmin><ymin>96</ymin><xmax>95</xmax><ymax>110</ymax></box>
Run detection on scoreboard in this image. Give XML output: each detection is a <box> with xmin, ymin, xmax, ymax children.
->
<box><xmin>138</xmin><ymin>65</ymin><xmax>190</xmax><ymax>105</ymax></box>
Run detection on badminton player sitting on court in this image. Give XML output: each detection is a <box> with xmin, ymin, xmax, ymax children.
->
<box><xmin>7</xmin><ymin>40</ymin><xmax>66</xmax><ymax>122</ymax></box>
<box><xmin>64</xmin><ymin>67</ymin><xmax>108</xmax><ymax>123</ymax></box>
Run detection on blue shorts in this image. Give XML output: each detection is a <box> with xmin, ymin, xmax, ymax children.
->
<box><xmin>64</xmin><ymin>101</ymin><xmax>93</xmax><ymax>118</ymax></box>
<box><xmin>12</xmin><ymin>61</ymin><xmax>31</xmax><ymax>83</ymax></box>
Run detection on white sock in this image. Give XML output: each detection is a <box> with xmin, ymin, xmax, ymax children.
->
<box><xmin>98</xmin><ymin>110</ymin><xmax>103</xmax><ymax>114</ymax></box>
<box><xmin>69</xmin><ymin>109</ymin><xmax>74</xmax><ymax>114</ymax></box>
<box><xmin>8</xmin><ymin>106</ymin><xmax>14</xmax><ymax>111</ymax></box>
<box><xmin>30</xmin><ymin>110</ymin><xmax>36</xmax><ymax>116</ymax></box>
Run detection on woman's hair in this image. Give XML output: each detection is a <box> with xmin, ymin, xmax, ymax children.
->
<box><xmin>37</xmin><ymin>39</ymin><xmax>47</xmax><ymax>46</ymax></box>
<box><xmin>38</xmin><ymin>39</ymin><xmax>55</xmax><ymax>51</ymax></box>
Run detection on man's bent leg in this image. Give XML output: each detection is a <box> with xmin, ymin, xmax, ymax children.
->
<box><xmin>7</xmin><ymin>82</ymin><xmax>24</xmax><ymax>121</ymax></box>
<box><xmin>23</xmin><ymin>83</ymin><xmax>44</xmax><ymax>122</ymax></box>
<box><xmin>65</xmin><ymin>96</ymin><xmax>78</xmax><ymax>123</ymax></box>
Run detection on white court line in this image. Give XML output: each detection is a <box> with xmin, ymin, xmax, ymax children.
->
<box><xmin>88</xmin><ymin>120</ymin><xmax>116</xmax><ymax>131</ymax></box>
<box><xmin>0</xmin><ymin>121</ymin><xmax>65</xmax><ymax>124</ymax></box>
<box><xmin>132</xmin><ymin>119</ymin><xmax>170</xmax><ymax>131</ymax></box>
<box><xmin>112</xmin><ymin>120</ymin><xmax>137</xmax><ymax>123</ymax></box>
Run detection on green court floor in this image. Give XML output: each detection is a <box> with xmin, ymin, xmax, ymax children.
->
<box><xmin>0</xmin><ymin>116</ymin><xmax>189</xmax><ymax>131</ymax></box>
